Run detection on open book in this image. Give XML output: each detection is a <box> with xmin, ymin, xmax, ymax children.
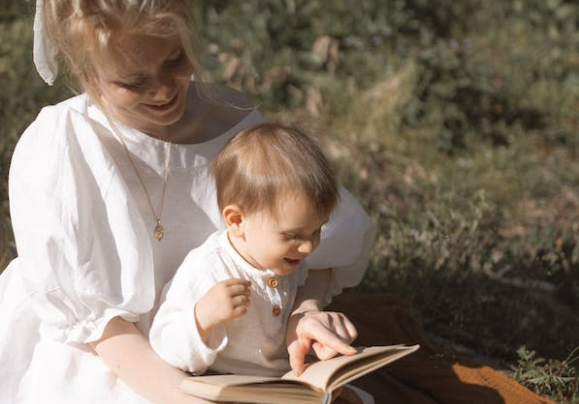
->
<box><xmin>179</xmin><ymin>344</ymin><xmax>419</xmax><ymax>404</ymax></box>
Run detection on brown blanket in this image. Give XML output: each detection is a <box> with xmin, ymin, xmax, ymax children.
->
<box><xmin>326</xmin><ymin>293</ymin><xmax>556</xmax><ymax>404</ymax></box>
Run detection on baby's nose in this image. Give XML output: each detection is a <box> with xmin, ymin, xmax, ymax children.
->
<box><xmin>297</xmin><ymin>240</ymin><xmax>314</xmax><ymax>254</ymax></box>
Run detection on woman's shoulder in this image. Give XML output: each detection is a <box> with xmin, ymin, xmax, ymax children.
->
<box><xmin>21</xmin><ymin>94</ymin><xmax>91</xmax><ymax>141</ymax></box>
<box><xmin>36</xmin><ymin>93</ymin><xmax>90</xmax><ymax>118</ymax></box>
<box><xmin>10</xmin><ymin>94</ymin><xmax>101</xmax><ymax>183</ymax></box>
<box><xmin>16</xmin><ymin>94</ymin><xmax>80</xmax><ymax>146</ymax></box>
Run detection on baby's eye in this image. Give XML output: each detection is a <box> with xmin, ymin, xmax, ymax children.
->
<box><xmin>284</xmin><ymin>233</ymin><xmax>299</xmax><ymax>241</ymax></box>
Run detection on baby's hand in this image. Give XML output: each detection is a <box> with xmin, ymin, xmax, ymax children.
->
<box><xmin>195</xmin><ymin>278</ymin><xmax>251</xmax><ymax>334</ymax></box>
<box><xmin>287</xmin><ymin>310</ymin><xmax>358</xmax><ymax>375</ymax></box>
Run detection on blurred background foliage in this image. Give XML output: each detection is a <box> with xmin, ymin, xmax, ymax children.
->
<box><xmin>1</xmin><ymin>1</ymin><xmax>578</xmax><ymax>401</ymax></box>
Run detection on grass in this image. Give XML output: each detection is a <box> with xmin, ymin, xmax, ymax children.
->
<box><xmin>1</xmin><ymin>1</ymin><xmax>578</xmax><ymax>402</ymax></box>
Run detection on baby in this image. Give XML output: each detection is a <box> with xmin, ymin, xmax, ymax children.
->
<box><xmin>150</xmin><ymin>122</ymin><xmax>351</xmax><ymax>377</ymax></box>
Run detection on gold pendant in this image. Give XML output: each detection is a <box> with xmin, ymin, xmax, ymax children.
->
<box><xmin>154</xmin><ymin>222</ymin><xmax>164</xmax><ymax>241</ymax></box>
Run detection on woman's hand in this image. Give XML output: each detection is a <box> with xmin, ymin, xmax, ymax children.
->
<box><xmin>286</xmin><ymin>268</ymin><xmax>358</xmax><ymax>375</ymax></box>
<box><xmin>286</xmin><ymin>310</ymin><xmax>358</xmax><ymax>376</ymax></box>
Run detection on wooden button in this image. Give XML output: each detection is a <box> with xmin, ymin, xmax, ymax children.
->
<box><xmin>267</xmin><ymin>277</ymin><xmax>278</xmax><ymax>288</ymax></box>
<box><xmin>272</xmin><ymin>305</ymin><xmax>281</xmax><ymax>316</ymax></box>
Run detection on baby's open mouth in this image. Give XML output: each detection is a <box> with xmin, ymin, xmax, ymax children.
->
<box><xmin>284</xmin><ymin>258</ymin><xmax>301</xmax><ymax>265</ymax></box>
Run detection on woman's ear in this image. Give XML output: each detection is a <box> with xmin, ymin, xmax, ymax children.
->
<box><xmin>222</xmin><ymin>205</ymin><xmax>245</xmax><ymax>238</ymax></box>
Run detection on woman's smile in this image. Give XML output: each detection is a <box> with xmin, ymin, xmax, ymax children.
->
<box><xmin>144</xmin><ymin>92</ymin><xmax>180</xmax><ymax>113</ymax></box>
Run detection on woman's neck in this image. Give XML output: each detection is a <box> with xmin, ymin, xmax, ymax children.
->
<box><xmin>169</xmin><ymin>85</ymin><xmax>255</xmax><ymax>145</ymax></box>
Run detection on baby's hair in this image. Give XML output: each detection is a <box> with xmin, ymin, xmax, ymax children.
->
<box><xmin>41</xmin><ymin>0</ymin><xmax>202</xmax><ymax>98</ymax></box>
<box><xmin>213</xmin><ymin>123</ymin><xmax>340</xmax><ymax>220</ymax></box>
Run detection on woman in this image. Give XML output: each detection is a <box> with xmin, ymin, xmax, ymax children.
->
<box><xmin>0</xmin><ymin>1</ymin><xmax>375</xmax><ymax>403</ymax></box>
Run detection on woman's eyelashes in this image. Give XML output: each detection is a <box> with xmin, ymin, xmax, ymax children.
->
<box><xmin>117</xmin><ymin>78</ymin><xmax>148</xmax><ymax>91</ymax></box>
<box><xmin>115</xmin><ymin>51</ymin><xmax>186</xmax><ymax>91</ymax></box>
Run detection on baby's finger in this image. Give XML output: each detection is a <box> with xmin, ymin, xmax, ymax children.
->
<box><xmin>231</xmin><ymin>294</ymin><xmax>250</xmax><ymax>308</ymax></box>
<box><xmin>312</xmin><ymin>329</ymin><xmax>357</xmax><ymax>358</ymax></box>
<box><xmin>231</xmin><ymin>305</ymin><xmax>248</xmax><ymax>318</ymax></box>
<box><xmin>226</xmin><ymin>282</ymin><xmax>252</xmax><ymax>297</ymax></box>
<box><xmin>223</xmin><ymin>278</ymin><xmax>252</xmax><ymax>288</ymax></box>
<box><xmin>312</xmin><ymin>342</ymin><xmax>338</xmax><ymax>361</ymax></box>
<box><xmin>288</xmin><ymin>338</ymin><xmax>311</xmax><ymax>376</ymax></box>
<box><xmin>334</xmin><ymin>315</ymin><xmax>358</xmax><ymax>343</ymax></box>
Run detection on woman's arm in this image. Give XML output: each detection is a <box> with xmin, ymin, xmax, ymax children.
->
<box><xmin>90</xmin><ymin>317</ymin><xmax>215</xmax><ymax>404</ymax></box>
<box><xmin>286</xmin><ymin>269</ymin><xmax>358</xmax><ymax>375</ymax></box>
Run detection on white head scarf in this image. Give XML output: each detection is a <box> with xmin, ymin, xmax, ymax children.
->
<box><xmin>33</xmin><ymin>0</ymin><xmax>59</xmax><ymax>85</ymax></box>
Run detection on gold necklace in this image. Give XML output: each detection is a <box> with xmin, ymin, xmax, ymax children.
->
<box><xmin>106</xmin><ymin>117</ymin><xmax>171</xmax><ymax>241</ymax></box>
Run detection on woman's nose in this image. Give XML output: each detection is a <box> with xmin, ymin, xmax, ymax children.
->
<box><xmin>148</xmin><ymin>77</ymin><xmax>175</xmax><ymax>102</ymax></box>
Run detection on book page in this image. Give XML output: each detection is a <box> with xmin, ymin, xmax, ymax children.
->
<box><xmin>282</xmin><ymin>344</ymin><xmax>419</xmax><ymax>391</ymax></box>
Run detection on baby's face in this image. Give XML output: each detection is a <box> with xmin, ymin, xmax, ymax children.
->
<box><xmin>236</xmin><ymin>196</ymin><xmax>328</xmax><ymax>276</ymax></box>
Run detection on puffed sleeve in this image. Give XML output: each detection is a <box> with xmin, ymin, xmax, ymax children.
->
<box><xmin>305</xmin><ymin>186</ymin><xmax>377</xmax><ymax>305</ymax></box>
<box><xmin>149</xmin><ymin>249</ymin><xmax>228</xmax><ymax>374</ymax></box>
<box><xmin>9</xmin><ymin>104</ymin><xmax>156</xmax><ymax>344</ymax></box>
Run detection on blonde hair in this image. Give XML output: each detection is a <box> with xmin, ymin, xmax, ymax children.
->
<box><xmin>213</xmin><ymin>123</ymin><xmax>340</xmax><ymax>220</ymax></box>
<box><xmin>41</xmin><ymin>0</ymin><xmax>202</xmax><ymax>98</ymax></box>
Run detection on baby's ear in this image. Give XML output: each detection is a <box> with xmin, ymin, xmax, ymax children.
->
<box><xmin>222</xmin><ymin>205</ymin><xmax>245</xmax><ymax>237</ymax></box>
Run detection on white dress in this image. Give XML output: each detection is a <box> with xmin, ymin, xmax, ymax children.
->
<box><xmin>150</xmin><ymin>230</ymin><xmax>308</xmax><ymax>377</ymax></box>
<box><xmin>0</xmin><ymin>86</ymin><xmax>376</xmax><ymax>404</ymax></box>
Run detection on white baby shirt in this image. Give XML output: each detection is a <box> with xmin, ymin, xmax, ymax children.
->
<box><xmin>150</xmin><ymin>230</ymin><xmax>308</xmax><ymax>377</ymax></box>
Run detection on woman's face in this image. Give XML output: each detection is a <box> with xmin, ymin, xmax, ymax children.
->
<box><xmin>93</xmin><ymin>33</ymin><xmax>194</xmax><ymax>139</ymax></box>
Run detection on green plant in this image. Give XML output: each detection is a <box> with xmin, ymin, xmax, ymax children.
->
<box><xmin>510</xmin><ymin>346</ymin><xmax>579</xmax><ymax>403</ymax></box>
